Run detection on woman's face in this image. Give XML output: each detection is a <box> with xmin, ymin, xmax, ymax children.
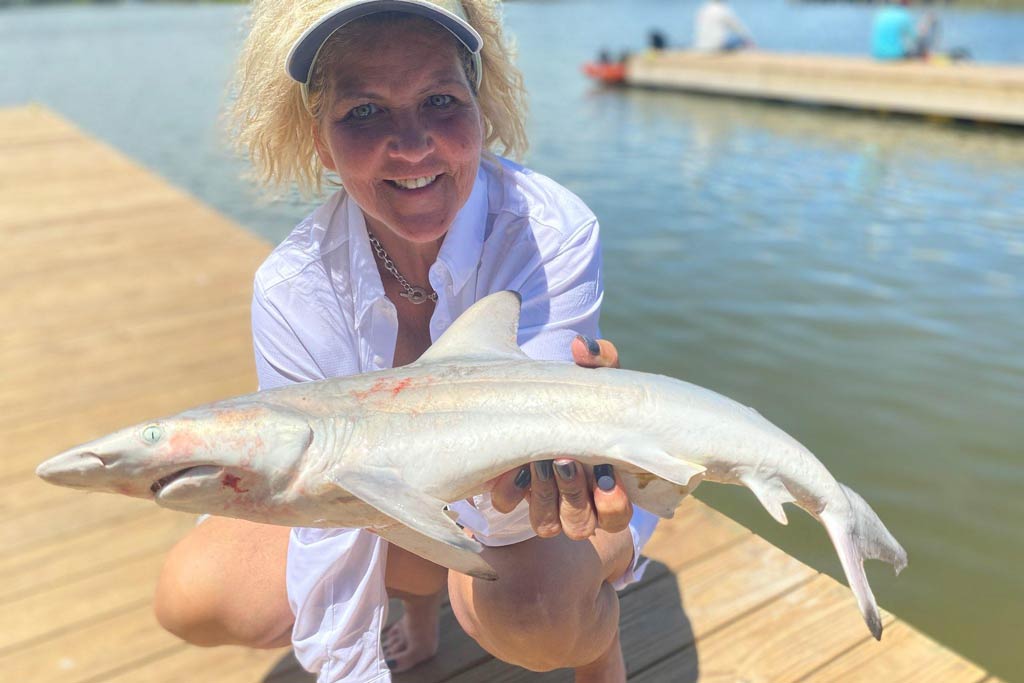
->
<box><xmin>313</xmin><ymin>19</ymin><xmax>484</xmax><ymax>245</ymax></box>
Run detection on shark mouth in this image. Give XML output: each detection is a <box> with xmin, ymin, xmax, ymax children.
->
<box><xmin>150</xmin><ymin>465</ymin><xmax>222</xmax><ymax>497</ymax></box>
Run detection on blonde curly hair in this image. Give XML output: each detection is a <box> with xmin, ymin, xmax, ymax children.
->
<box><xmin>227</xmin><ymin>0</ymin><xmax>528</xmax><ymax>197</ymax></box>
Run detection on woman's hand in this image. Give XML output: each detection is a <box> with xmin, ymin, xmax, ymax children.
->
<box><xmin>489</xmin><ymin>335</ymin><xmax>634</xmax><ymax>541</ymax></box>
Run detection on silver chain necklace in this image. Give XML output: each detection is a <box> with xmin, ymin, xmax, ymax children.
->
<box><xmin>367</xmin><ymin>231</ymin><xmax>438</xmax><ymax>305</ymax></box>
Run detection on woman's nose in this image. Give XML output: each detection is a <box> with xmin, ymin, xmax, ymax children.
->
<box><xmin>388</xmin><ymin>113</ymin><xmax>434</xmax><ymax>162</ymax></box>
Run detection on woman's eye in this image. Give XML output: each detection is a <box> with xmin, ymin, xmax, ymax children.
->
<box><xmin>427</xmin><ymin>94</ymin><xmax>453</xmax><ymax>107</ymax></box>
<box><xmin>347</xmin><ymin>103</ymin><xmax>378</xmax><ymax>120</ymax></box>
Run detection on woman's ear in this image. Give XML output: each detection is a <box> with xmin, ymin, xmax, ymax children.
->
<box><xmin>311</xmin><ymin>120</ymin><xmax>337</xmax><ymax>173</ymax></box>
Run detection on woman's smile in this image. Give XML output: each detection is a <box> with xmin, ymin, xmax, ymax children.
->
<box><xmin>388</xmin><ymin>174</ymin><xmax>440</xmax><ymax>190</ymax></box>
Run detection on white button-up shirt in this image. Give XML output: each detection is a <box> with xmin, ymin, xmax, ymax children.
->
<box><xmin>251</xmin><ymin>156</ymin><xmax>656</xmax><ymax>682</ymax></box>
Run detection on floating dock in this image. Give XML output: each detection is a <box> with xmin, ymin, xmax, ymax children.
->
<box><xmin>0</xmin><ymin>104</ymin><xmax>1004</xmax><ymax>682</ymax></box>
<box><xmin>616</xmin><ymin>50</ymin><xmax>1024</xmax><ymax>125</ymax></box>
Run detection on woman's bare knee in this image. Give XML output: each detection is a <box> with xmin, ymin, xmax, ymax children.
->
<box><xmin>448</xmin><ymin>536</ymin><xmax>621</xmax><ymax>671</ymax></box>
<box><xmin>154</xmin><ymin>517</ymin><xmax>293</xmax><ymax>648</ymax></box>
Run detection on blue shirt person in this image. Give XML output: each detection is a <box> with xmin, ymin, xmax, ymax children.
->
<box><xmin>871</xmin><ymin>3</ymin><xmax>914</xmax><ymax>60</ymax></box>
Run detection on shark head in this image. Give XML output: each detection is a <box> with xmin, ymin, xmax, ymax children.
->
<box><xmin>36</xmin><ymin>399</ymin><xmax>315</xmax><ymax>518</ymax></box>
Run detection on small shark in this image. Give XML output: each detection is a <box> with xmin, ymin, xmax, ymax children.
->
<box><xmin>37</xmin><ymin>291</ymin><xmax>906</xmax><ymax>639</ymax></box>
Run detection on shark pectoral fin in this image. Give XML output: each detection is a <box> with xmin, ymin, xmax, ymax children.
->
<box><xmin>374</xmin><ymin>521</ymin><xmax>497</xmax><ymax>581</ymax></box>
<box><xmin>606</xmin><ymin>444</ymin><xmax>706</xmax><ymax>518</ymax></box>
<box><xmin>338</xmin><ymin>470</ymin><xmax>498</xmax><ymax>581</ymax></box>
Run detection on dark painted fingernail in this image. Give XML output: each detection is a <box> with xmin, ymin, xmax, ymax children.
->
<box><xmin>386</xmin><ymin>659</ymin><xmax>397</xmax><ymax>669</ymax></box>
<box><xmin>554</xmin><ymin>459</ymin><xmax>576</xmax><ymax>481</ymax></box>
<box><xmin>576</xmin><ymin>334</ymin><xmax>600</xmax><ymax>356</ymax></box>
<box><xmin>536</xmin><ymin>459</ymin><xmax>554</xmax><ymax>481</ymax></box>
<box><xmin>514</xmin><ymin>466</ymin><xmax>531</xmax><ymax>489</ymax></box>
<box><xmin>594</xmin><ymin>464</ymin><xmax>616</xmax><ymax>491</ymax></box>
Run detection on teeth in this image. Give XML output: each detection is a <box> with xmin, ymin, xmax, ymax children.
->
<box><xmin>392</xmin><ymin>175</ymin><xmax>437</xmax><ymax>190</ymax></box>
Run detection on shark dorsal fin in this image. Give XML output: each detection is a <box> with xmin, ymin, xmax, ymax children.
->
<box><xmin>416</xmin><ymin>290</ymin><xmax>528</xmax><ymax>364</ymax></box>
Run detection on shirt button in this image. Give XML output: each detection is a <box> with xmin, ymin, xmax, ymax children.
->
<box><xmin>373</xmin><ymin>355</ymin><xmax>385</xmax><ymax>366</ymax></box>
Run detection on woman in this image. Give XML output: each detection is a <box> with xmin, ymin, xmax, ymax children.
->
<box><xmin>155</xmin><ymin>1</ymin><xmax>658</xmax><ymax>680</ymax></box>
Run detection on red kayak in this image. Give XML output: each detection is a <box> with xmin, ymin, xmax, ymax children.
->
<box><xmin>582</xmin><ymin>62</ymin><xmax>627</xmax><ymax>85</ymax></box>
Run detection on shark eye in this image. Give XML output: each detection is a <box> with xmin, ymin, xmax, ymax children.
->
<box><xmin>142</xmin><ymin>425</ymin><xmax>164</xmax><ymax>444</ymax></box>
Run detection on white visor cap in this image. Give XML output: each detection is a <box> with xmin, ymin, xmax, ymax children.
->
<box><xmin>286</xmin><ymin>0</ymin><xmax>484</xmax><ymax>90</ymax></box>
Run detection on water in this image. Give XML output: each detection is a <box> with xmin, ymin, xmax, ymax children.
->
<box><xmin>2</xmin><ymin>1</ymin><xmax>1023</xmax><ymax>678</ymax></box>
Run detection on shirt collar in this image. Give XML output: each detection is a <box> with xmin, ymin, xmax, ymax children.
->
<box><xmin>434</xmin><ymin>164</ymin><xmax>488</xmax><ymax>295</ymax></box>
<box><xmin>341</xmin><ymin>163</ymin><xmax>488</xmax><ymax>321</ymax></box>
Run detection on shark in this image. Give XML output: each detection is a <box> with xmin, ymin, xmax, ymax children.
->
<box><xmin>37</xmin><ymin>290</ymin><xmax>906</xmax><ymax>639</ymax></box>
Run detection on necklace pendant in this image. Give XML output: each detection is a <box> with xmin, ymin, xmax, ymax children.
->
<box><xmin>401</xmin><ymin>287</ymin><xmax>432</xmax><ymax>305</ymax></box>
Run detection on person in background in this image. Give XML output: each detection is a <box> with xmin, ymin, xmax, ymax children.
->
<box><xmin>693</xmin><ymin>0</ymin><xmax>755</xmax><ymax>52</ymax></box>
<box><xmin>913</xmin><ymin>11</ymin><xmax>941</xmax><ymax>59</ymax></box>
<box><xmin>871</xmin><ymin>0</ymin><xmax>915</xmax><ymax>60</ymax></box>
<box><xmin>649</xmin><ymin>29</ymin><xmax>668</xmax><ymax>51</ymax></box>
<box><xmin>153</xmin><ymin>0</ymin><xmax>659</xmax><ymax>681</ymax></box>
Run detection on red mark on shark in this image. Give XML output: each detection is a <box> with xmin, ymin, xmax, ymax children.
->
<box><xmin>168</xmin><ymin>432</ymin><xmax>204</xmax><ymax>457</ymax></box>
<box><xmin>354</xmin><ymin>377</ymin><xmax>416</xmax><ymax>401</ymax></box>
<box><xmin>221</xmin><ymin>473</ymin><xmax>249</xmax><ymax>493</ymax></box>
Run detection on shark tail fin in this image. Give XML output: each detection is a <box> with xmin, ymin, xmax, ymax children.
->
<box><xmin>820</xmin><ymin>482</ymin><xmax>908</xmax><ymax>640</ymax></box>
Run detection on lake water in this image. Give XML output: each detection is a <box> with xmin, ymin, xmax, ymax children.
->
<box><xmin>2</xmin><ymin>0</ymin><xmax>1022</xmax><ymax>678</ymax></box>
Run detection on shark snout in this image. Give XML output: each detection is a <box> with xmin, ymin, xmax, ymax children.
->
<box><xmin>36</xmin><ymin>449</ymin><xmax>109</xmax><ymax>488</ymax></box>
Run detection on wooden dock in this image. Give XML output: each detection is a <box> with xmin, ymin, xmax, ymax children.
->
<box><xmin>620</xmin><ymin>50</ymin><xmax>1024</xmax><ymax>126</ymax></box>
<box><xmin>0</xmin><ymin>104</ymin><xmax>1002</xmax><ymax>682</ymax></box>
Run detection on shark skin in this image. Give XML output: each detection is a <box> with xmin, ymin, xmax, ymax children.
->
<box><xmin>37</xmin><ymin>290</ymin><xmax>907</xmax><ymax>639</ymax></box>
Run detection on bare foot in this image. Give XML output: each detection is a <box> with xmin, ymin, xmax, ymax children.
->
<box><xmin>574</xmin><ymin>630</ymin><xmax>626</xmax><ymax>683</ymax></box>
<box><xmin>382</xmin><ymin>591</ymin><xmax>443</xmax><ymax>672</ymax></box>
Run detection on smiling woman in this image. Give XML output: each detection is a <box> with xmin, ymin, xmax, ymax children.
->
<box><xmin>310</xmin><ymin>19</ymin><xmax>484</xmax><ymax>246</ymax></box>
<box><xmin>228</xmin><ymin>0</ymin><xmax>527</xmax><ymax>198</ymax></box>
<box><xmin>154</xmin><ymin>1</ymin><xmax>659</xmax><ymax>681</ymax></box>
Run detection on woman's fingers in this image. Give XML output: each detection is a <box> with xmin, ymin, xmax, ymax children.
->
<box><xmin>592</xmin><ymin>464</ymin><xmax>633</xmax><ymax>533</ymax></box>
<box><xmin>510</xmin><ymin>459</ymin><xmax>633</xmax><ymax>538</ymax></box>
<box><xmin>571</xmin><ymin>335</ymin><xmax>620</xmax><ymax>369</ymax></box>
<box><xmin>489</xmin><ymin>467</ymin><xmax>529</xmax><ymax>513</ymax></box>
<box><xmin>553</xmin><ymin>459</ymin><xmax>597</xmax><ymax>541</ymax></box>
<box><xmin>527</xmin><ymin>460</ymin><xmax>561</xmax><ymax>538</ymax></box>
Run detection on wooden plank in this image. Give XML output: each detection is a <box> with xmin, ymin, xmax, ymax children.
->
<box><xmin>0</xmin><ymin>551</ymin><xmax>170</xmax><ymax>653</ymax></box>
<box><xmin>0</xmin><ymin>603</ymin><xmax>183</xmax><ymax>683</ymax></box>
<box><xmin>101</xmin><ymin>644</ymin><xmax>288</xmax><ymax>683</ymax></box>
<box><xmin>641</xmin><ymin>495</ymin><xmax>752</xmax><ymax>570</ymax></box>
<box><xmin>631</xmin><ymin>576</ymin><xmax>896</xmax><ymax>683</ymax></box>
<box><xmin>1</xmin><ymin>319</ymin><xmax>254</xmax><ymax>433</ymax></box>
<box><xmin>802</xmin><ymin>619</ymin><xmax>989</xmax><ymax>683</ymax></box>
<box><xmin>0</xmin><ymin>509</ymin><xmax>187</xmax><ymax>603</ymax></box>
<box><xmin>0</xmin><ymin>473</ymin><xmax>70</xmax><ymax>518</ymax></box>
<box><xmin>0</xmin><ymin>136</ymin><xmax>131</xmax><ymax>184</ymax></box>
<box><xmin>622</xmin><ymin>533</ymin><xmax>820</xmax><ymax>673</ymax></box>
<box><xmin>0</xmin><ymin>105</ymin><xmax>83</xmax><ymax>147</ymax></box>
<box><xmin>0</xmin><ymin>202</ymin><xmax>261</xmax><ymax>280</ymax></box>
<box><xmin>0</xmin><ymin>493</ymin><xmax>157</xmax><ymax>554</ymax></box>
<box><xmin>0</xmin><ymin>174</ymin><xmax>185</xmax><ymax>231</ymax></box>
<box><xmin>1</xmin><ymin>284</ymin><xmax>252</xmax><ymax>345</ymax></box>
<box><xmin>1</xmin><ymin>302</ymin><xmax>253</xmax><ymax>386</ymax></box>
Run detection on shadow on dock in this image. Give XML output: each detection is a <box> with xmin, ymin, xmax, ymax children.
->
<box><xmin>258</xmin><ymin>559</ymin><xmax>694</xmax><ymax>682</ymax></box>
